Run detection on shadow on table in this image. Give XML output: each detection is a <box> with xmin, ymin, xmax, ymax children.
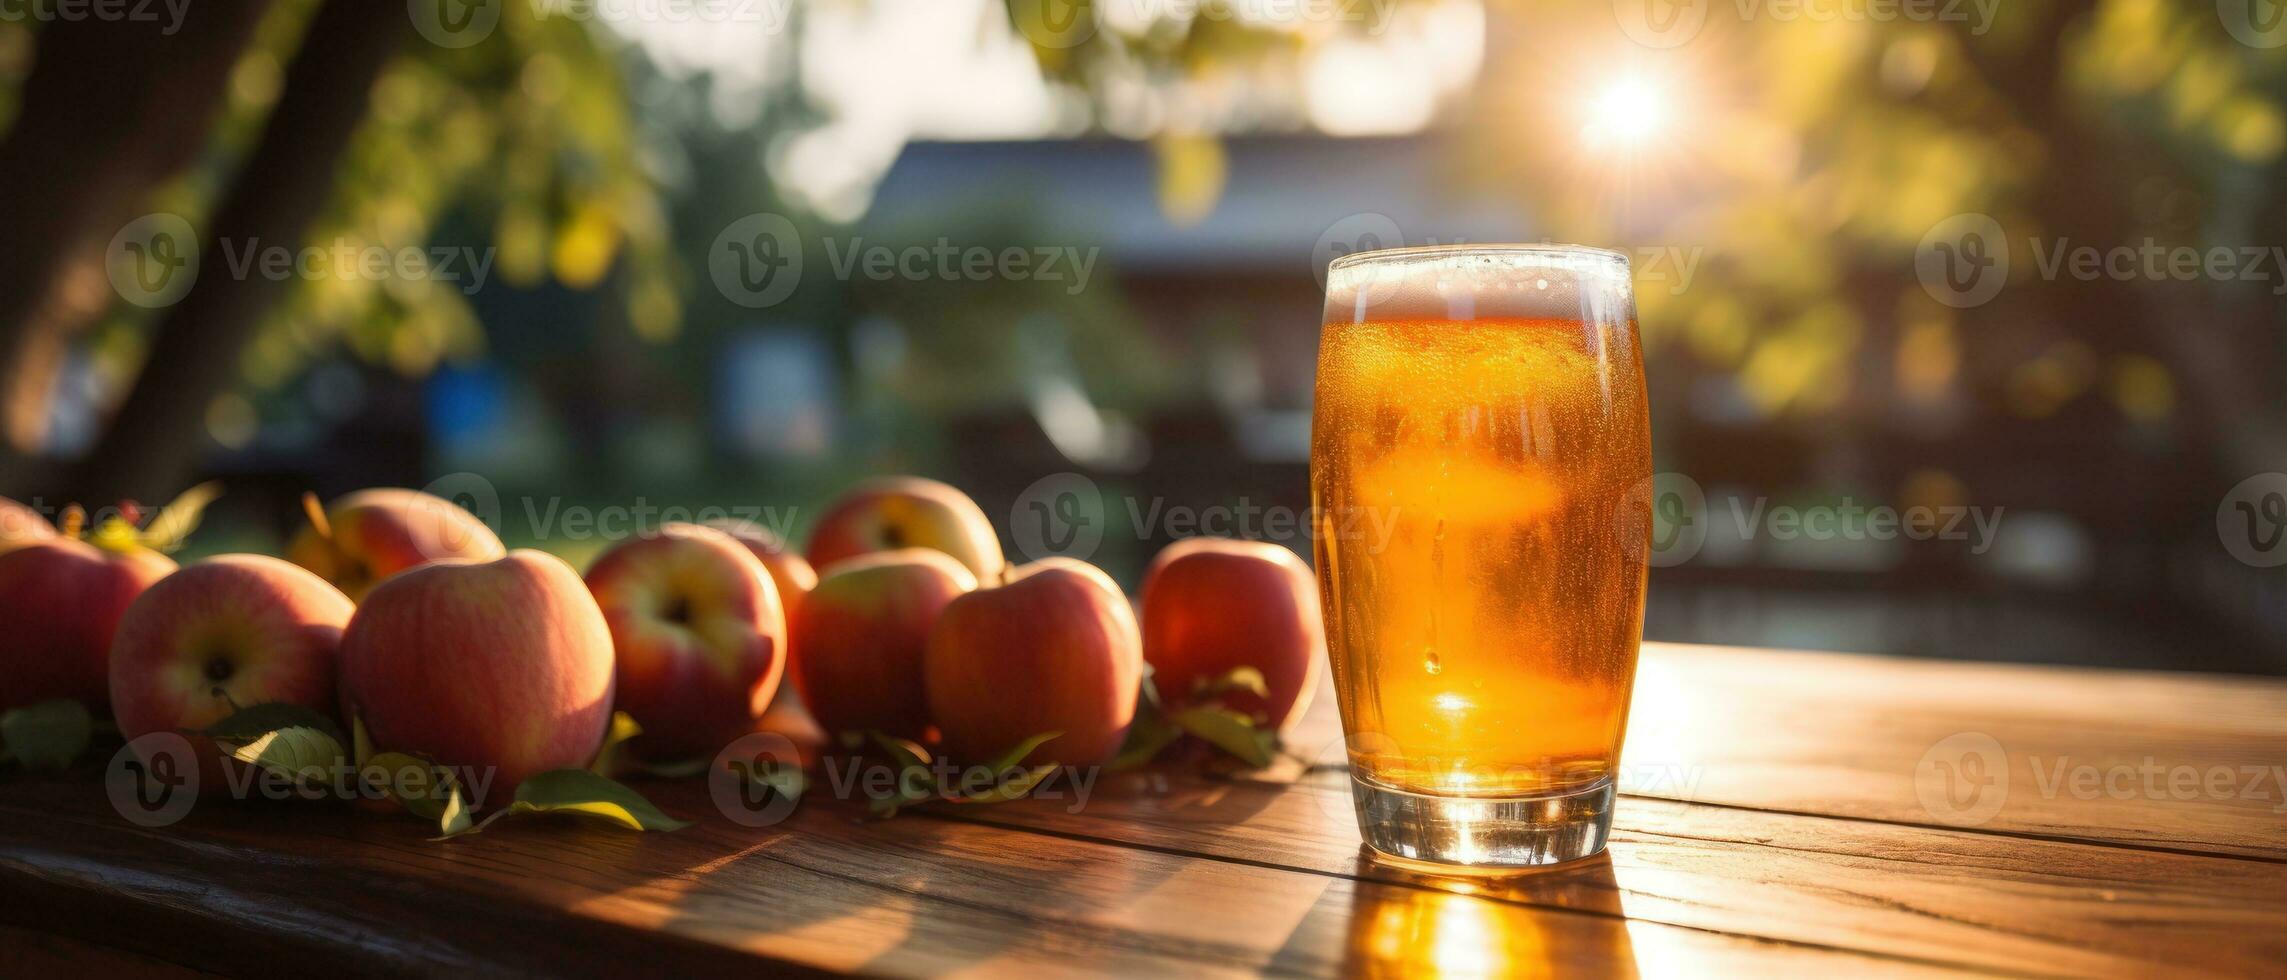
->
<box><xmin>1295</xmin><ymin>851</ymin><xmax>1639</xmax><ymax>975</ymax></box>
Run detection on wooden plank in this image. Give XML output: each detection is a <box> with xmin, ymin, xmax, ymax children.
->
<box><xmin>1279</xmin><ymin>643</ymin><xmax>2287</xmax><ymax>859</ymax></box>
<box><xmin>5</xmin><ymin>644</ymin><xmax>2278</xmax><ymax>976</ymax></box>
<box><xmin>917</xmin><ymin>768</ymin><xmax>2287</xmax><ymax>977</ymax></box>
<box><xmin>0</xmin><ymin>778</ymin><xmax>1943</xmax><ymax>978</ymax></box>
<box><xmin>0</xmin><ymin>923</ymin><xmax>217</xmax><ymax>979</ymax></box>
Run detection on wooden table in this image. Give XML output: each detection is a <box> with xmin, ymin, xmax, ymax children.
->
<box><xmin>4</xmin><ymin>642</ymin><xmax>2284</xmax><ymax>977</ymax></box>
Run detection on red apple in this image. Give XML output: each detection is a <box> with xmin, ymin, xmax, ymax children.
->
<box><xmin>110</xmin><ymin>556</ymin><xmax>353</xmax><ymax>779</ymax></box>
<box><xmin>287</xmin><ymin>488</ymin><xmax>505</xmax><ymax>601</ymax></box>
<box><xmin>924</xmin><ymin>558</ymin><xmax>1141</xmax><ymax>768</ymax></box>
<box><xmin>0</xmin><ymin>496</ymin><xmax>54</xmax><ymax>555</ymax></box>
<box><xmin>793</xmin><ymin>548</ymin><xmax>975</xmax><ymax>741</ymax></box>
<box><xmin>806</xmin><ymin>477</ymin><xmax>1004</xmax><ymax>580</ymax></box>
<box><xmin>1140</xmin><ymin>538</ymin><xmax>1323</xmax><ymax>732</ymax></box>
<box><xmin>704</xmin><ymin>518</ymin><xmax>817</xmax><ymax>708</ymax></box>
<box><xmin>0</xmin><ymin>535</ymin><xmax>175</xmax><ymax>712</ymax></box>
<box><xmin>704</xmin><ymin>518</ymin><xmax>818</xmax><ymax>624</ymax></box>
<box><xmin>585</xmin><ymin>523</ymin><xmax>786</xmax><ymax>762</ymax></box>
<box><xmin>339</xmin><ymin>550</ymin><xmax>613</xmax><ymax>800</ymax></box>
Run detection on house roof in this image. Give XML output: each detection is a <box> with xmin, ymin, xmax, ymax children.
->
<box><xmin>861</xmin><ymin>133</ymin><xmax>1533</xmax><ymax>274</ymax></box>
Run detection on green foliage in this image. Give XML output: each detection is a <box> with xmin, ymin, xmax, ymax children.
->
<box><xmin>228</xmin><ymin>726</ymin><xmax>346</xmax><ymax>787</ymax></box>
<box><xmin>0</xmin><ymin>699</ymin><xmax>94</xmax><ymax>770</ymax></box>
<box><xmin>445</xmin><ymin>768</ymin><xmax>692</xmax><ymax>838</ymax></box>
<box><xmin>838</xmin><ymin>728</ymin><xmax>1064</xmax><ymax>817</ymax></box>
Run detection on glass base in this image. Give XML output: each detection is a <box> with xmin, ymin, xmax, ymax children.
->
<box><xmin>1350</xmin><ymin>774</ymin><xmax>1615</xmax><ymax>872</ymax></box>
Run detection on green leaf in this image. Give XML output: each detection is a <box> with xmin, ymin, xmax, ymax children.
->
<box><xmin>587</xmin><ymin>711</ymin><xmax>643</xmax><ymax>775</ymax></box>
<box><xmin>1194</xmin><ymin>666</ymin><xmax>1269</xmax><ymax>700</ymax></box>
<box><xmin>229</xmin><ymin>726</ymin><xmax>346</xmax><ymax>786</ymax></box>
<box><xmin>730</xmin><ymin>757</ymin><xmax>806</xmax><ymax>802</ymax></box>
<box><xmin>365</xmin><ymin>752</ymin><xmax>460</xmax><ymax>821</ymax></box>
<box><xmin>351</xmin><ymin>712</ymin><xmax>374</xmax><ymax>767</ymax></box>
<box><xmin>443</xmin><ymin>769</ymin><xmax>690</xmax><ymax>837</ymax></box>
<box><xmin>1108</xmin><ymin>713</ymin><xmax>1182</xmax><ymax>770</ymax></box>
<box><xmin>1137</xmin><ymin>664</ymin><xmax>1166</xmax><ymax>714</ymax></box>
<box><xmin>0</xmin><ymin>699</ymin><xmax>93</xmax><ymax>770</ymax></box>
<box><xmin>203</xmin><ymin>702</ymin><xmax>344</xmax><ymax>746</ymax></box>
<box><xmin>864</xmin><ymin>730</ymin><xmax>932</xmax><ymax>773</ymax></box>
<box><xmin>1171</xmin><ymin>706</ymin><xmax>1277</xmax><ymax>769</ymax></box>
<box><xmin>978</xmin><ymin>731</ymin><xmax>1061</xmax><ymax>775</ymax></box>
<box><xmin>947</xmin><ymin>764</ymin><xmax>1059</xmax><ymax>805</ymax></box>
<box><xmin>139</xmin><ymin>481</ymin><xmax>223</xmax><ymax>552</ymax></box>
<box><xmin>436</xmin><ymin>781</ymin><xmax>476</xmax><ymax>837</ymax></box>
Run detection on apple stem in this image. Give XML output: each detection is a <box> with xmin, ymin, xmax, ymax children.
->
<box><xmin>60</xmin><ymin>504</ymin><xmax>84</xmax><ymax>538</ymax></box>
<box><xmin>301</xmin><ymin>491</ymin><xmax>333</xmax><ymax>540</ymax></box>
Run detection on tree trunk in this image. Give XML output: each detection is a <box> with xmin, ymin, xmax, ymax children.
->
<box><xmin>0</xmin><ymin>3</ymin><xmax>272</xmax><ymax>462</ymax></box>
<box><xmin>70</xmin><ymin>0</ymin><xmax>415</xmax><ymax>503</ymax></box>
